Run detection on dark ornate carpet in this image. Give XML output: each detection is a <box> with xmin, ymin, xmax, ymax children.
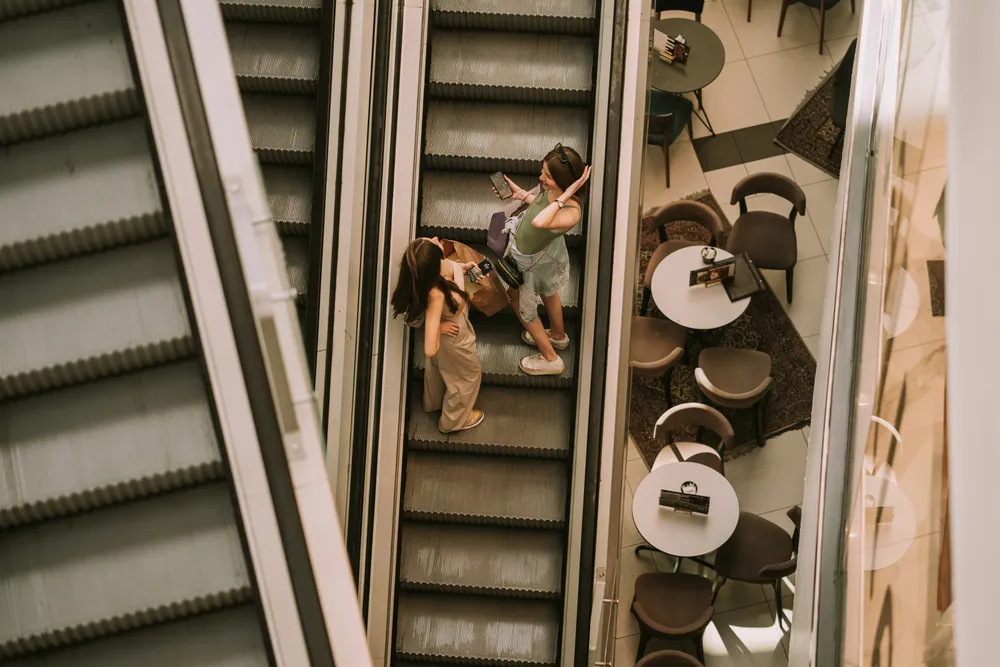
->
<box><xmin>629</xmin><ymin>191</ymin><xmax>817</xmax><ymax>468</ymax></box>
<box><xmin>774</xmin><ymin>67</ymin><xmax>843</xmax><ymax>179</ymax></box>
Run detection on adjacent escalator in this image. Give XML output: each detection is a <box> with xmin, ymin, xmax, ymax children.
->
<box><xmin>0</xmin><ymin>2</ymin><xmax>270</xmax><ymax>664</ymax></box>
<box><xmin>219</xmin><ymin>0</ymin><xmax>323</xmax><ymax>337</ymax></box>
<box><xmin>393</xmin><ymin>1</ymin><xmax>597</xmax><ymax>663</ymax></box>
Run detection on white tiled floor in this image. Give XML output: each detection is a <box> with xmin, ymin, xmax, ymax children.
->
<box><xmin>614</xmin><ymin>0</ymin><xmax>865</xmax><ymax>663</ymax></box>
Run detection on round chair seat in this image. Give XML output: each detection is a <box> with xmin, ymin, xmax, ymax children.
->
<box><xmin>653</xmin><ymin>442</ymin><xmax>721</xmax><ymax>470</ymax></box>
<box><xmin>632</xmin><ymin>572</ymin><xmax>714</xmax><ymax>636</ymax></box>
<box><xmin>637</xmin><ymin>649</ymin><xmax>706</xmax><ymax>667</ymax></box>
<box><xmin>696</xmin><ymin>347</ymin><xmax>772</xmax><ymax>409</ymax></box>
<box><xmin>631</xmin><ymin>317</ymin><xmax>687</xmax><ymax>377</ymax></box>
<box><xmin>714</xmin><ymin>512</ymin><xmax>794</xmax><ymax>583</ymax></box>
<box><xmin>726</xmin><ymin>210</ymin><xmax>797</xmax><ymax>269</ymax></box>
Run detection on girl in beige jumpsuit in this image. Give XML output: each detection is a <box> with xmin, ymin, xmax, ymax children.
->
<box><xmin>390</xmin><ymin>237</ymin><xmax>484</xmax><ymax>432</ymax></box>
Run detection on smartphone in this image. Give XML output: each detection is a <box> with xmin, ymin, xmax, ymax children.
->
<box><xmin>490</xmin><ymin>171</ymin><xmax>513</xmax><ymax>200</ymax></box>
<box><xmin>465</xmin><ymin>258</ymin><xmax>494</xmax><ymax>284</ymax></box>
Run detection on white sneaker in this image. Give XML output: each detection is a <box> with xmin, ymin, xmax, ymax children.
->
<box><xmin>520</xmin><ymin>353</ymin><xmax>565</xmax><ymax>376</ymax></box>
<box><xmin>521</xmin><ymin>329</ymin><xmax>571</xmax><ymax>350</ymax></box>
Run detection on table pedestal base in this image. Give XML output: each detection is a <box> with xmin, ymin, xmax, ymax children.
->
<box><xmin>693</xmin><ymin>89</ymin><xmax>716</xmax><ymax>136</ymax></box>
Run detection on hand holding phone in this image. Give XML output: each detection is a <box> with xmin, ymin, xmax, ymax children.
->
<box><xmin>490</xmin><ymin>172</ymin><xmax>514</xmax><ymax>200</ymax></box>
<box><xmin>465</xmin><ymin>258</ymin><xmax>494</xmax><ymax>284</ymax></box>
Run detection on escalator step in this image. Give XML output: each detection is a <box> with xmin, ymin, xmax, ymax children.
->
<box><xmin>0</xmin><ymin>0</ymin><xmax>139</xmax><ymax>145</ymax></box>
<box><xmin>419</xmin><ymin>170</ymin><xmax>583</xmax><ymax>247</ymax></box>
<box><xmin>429</xmin><ymin>30</ymin><xmax>594</xmax><ymax>105</ymax></box>
<box><xmin>0</xmin><ymin>483</ymin><xmax>252</xmax><ymax>658</ymax></box>
<box><xmin>261</xmin><ymin>164</ymin><xmax>312</xmax><ymax>234</ymax></box>
<box><xmin>399</xmin><ymin>523</ymin><xmax>564</xmax><ymax>598</ymax></box>
<box><xmin>219</xmin><ymin>0</ymin><xmax>322</xmax><ymax>24</ymax></box>
<box><xmin>408</xmin><ymin>385</ymin><xmax>572</xmax><ymax>459</ymax></box>
<box><xmin>0</xmin><ymin>362</ymin><xmax>223</xmax><ymax>528</ymax></box>
<box><xmin>412</xmin><ymin>317</ymin><xmax>575</xmax><ymax>389</ymax></box>
<box><xmin>242</xmin><ymin>92</ymin><xmax>316</xmax><ymax>164</ymax></box>
<box><xmin>403</xmin><ymin>451</ymin><xmax>567</xmax><ymax>528</ymax></box>
<box><xmin>0</xmin><ymin>239</ymin><xmax>193</xmax><ymax>399</ymax></box>
<box><xmin>0</xmin><ymin>119</ymin><xmax>166</xmax><ymax>272</ymax></box>
<box><xmin>0</xmin><ymin>0</ymin><xmax>91</xmax><ymax>22</ymax></box>
<box><xmin>3</xmin><ymin>607</ymin><xmax>268</xmax><ymax>667</ymax></box>
<box><xmin>226</xmin><ymin>22</ymin><xmax>320</xmax><ymax>94</ymax></box>
<box><xmin>424</xmin><ymin>101</ymin><xmax>589</xmax><ymax>172</ymax></box>
<box><xmin>431</xmin><ymin>0</ymin><xmax>596</xmax><ymax>35</ymax></box>
<box><xmin>280</xmin><ymin>234</ymin><xmax>309</xmax><ymax>303</ymax></box>
<box><xmin>395</xmin><ymin>592</ymin><xmax>559</xmax><ymax>665</ymax></box>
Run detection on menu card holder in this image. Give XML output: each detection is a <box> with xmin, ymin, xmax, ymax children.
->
<box><xmin>659</xmin><ymin>489</ymin><xmax>711</xmax><ymax>516</ymax></box>
<box><xmin>689</xmin><ymin>258</ymin><xmax>736</xmax><ymax>287</ymax></box>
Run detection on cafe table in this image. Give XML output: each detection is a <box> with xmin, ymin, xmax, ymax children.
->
<box><xmin>650</xmin><ymin>17</ymin><xmax>726</xmax><ymax>135</ymax></box>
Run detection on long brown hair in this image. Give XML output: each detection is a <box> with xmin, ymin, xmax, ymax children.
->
<box><xmin>390</xmin><ymin>238</ymin><xmax>467</xmax><ymax>324</ymax></box>
<box><xmin>543</xmin><ymin>144</ymin><xmax>588</xmax><ymax>201</ymax></box>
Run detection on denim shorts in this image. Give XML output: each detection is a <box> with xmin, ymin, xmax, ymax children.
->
<box><xmin>509</xmin><ymin>231</ymin><xmax>570</xmax><ymax>324</ymax></box>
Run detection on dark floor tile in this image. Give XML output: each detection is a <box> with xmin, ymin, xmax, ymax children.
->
<box><xmin>692</xmin><ymin>132</ymin><xmax>742</xmax><ymax>172</ymax></box>
<box><xmin>772</xmin><ymin>119</ymin><xmax>787</xmax><ymax>134</ymax></box>
<box><xmin>733</xmin><ymin>121</ymin><xmax>787</xmax><ymax>164</ymax></box>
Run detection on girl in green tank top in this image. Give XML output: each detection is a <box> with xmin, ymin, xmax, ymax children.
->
<box><xmin>492</xmin><ymin>144</ymin><xmax>592</xmax><ymax>377</ymax></box>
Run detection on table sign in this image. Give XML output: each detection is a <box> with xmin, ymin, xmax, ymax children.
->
<box><xmin>689</xmin><ymin>257</ymin><xmax>736</xmax><ymax>287</ymax></box>
<box><xmin>658</xmin><ymin>35</ymin><xmax>690</xmax><ymax>65</ymax></box>
<box><xmin>659</xmin><ymin>487</ymin><xmax>711</xmax><ymax>515</ymax></box>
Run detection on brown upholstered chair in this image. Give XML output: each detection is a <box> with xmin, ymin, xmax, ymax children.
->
<box><xmin>695</xmin><ymin>347</ymin><xmax>773</xmax><ymax>446</ymax></box>
<box><xmin>712</xmin><ymin>507</ymin><xmax>802</xmax><ymax>628</ymax></box>
<box><xmin>641</xmin><ymin>200</ymin><xmax>726</xmax><ymax>315</ymax></box>
<box><xmin>632</xmin><ymin>572</ymin><xmax>714</xmax><ymax>664</ymax></box>
<box><xmin>637</xmin><ymin>649</ymin><xmax>706</xmax><ymax>667</ymax></box>
<box><xmin>725</xmin><ymin>173</ymin><xmax>807</xmax><ymax>303</ymax></box>
<box><xmin>778</xmin><ymin>0</ymin><xmax>856</xmax><ymax>55</ymax></box>
<box><xmin>631</xmin><ymin>317</ymin><xmax>688</xmax><ymax>410</ymax></box>
<box><xmin>650</xmin><ymin>402</ymin><xmax>735</xmax><ymax>474</ymax></box>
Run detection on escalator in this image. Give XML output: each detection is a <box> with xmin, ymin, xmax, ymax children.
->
<box><xmin>393</xmin><ymin>1</ymin><xmax>598</xmax><ymax>663</ymax></box>
<box><xmin>0</xmin><ymin>1</ymin><xmax>273</xmax><ymax>663</ymax></box>
<box><xmin>218</xmin><ymin>0</ymin><xmax>324</xmax><ymax>343</ymax></box>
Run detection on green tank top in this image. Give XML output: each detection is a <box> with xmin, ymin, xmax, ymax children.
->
<box><xmin>514</xmin><ymin>192</ymin><xmax>570</xmax><ymax>255</ymax></box>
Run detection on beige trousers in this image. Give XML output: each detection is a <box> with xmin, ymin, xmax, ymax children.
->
<box><xmin>424</xmin><ymin>306</ymin><xmax>482</xmax><ymax>432</ymax></box>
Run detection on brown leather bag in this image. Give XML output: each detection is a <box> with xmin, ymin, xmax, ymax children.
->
<box><xmin>440</xmin><ymin>239</ymin><xmax>510</xmax><ymax>317</ymax></box>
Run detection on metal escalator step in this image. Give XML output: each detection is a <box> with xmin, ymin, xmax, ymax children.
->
<box><xmin>0</xmin><ymin>0</ymin><xmax>91</xmax><ymax>22</ymax></box>
<box><xmin>424</xmin><ymin>101</ymin><xmax>589</xmax><ymax>172</ymax></box>
<box><xmin>0</xmin><ymin>0</ymin><xmax>139</xmax><ymax>145</ymax></box>
<box><xmin>219</xmin><ymin>0</ymin><xmax>322</xmax><ymax>24</ymax></box>
<box><xmin>408</xmin><ymin>385</ymin><xmax>572</xmax><ymax>458</ymax></box>
<box><xmin>226</xmin><ymin>22</ymin><xmax>320</xmax><ymax>94</ymax></box>
<box><xmin>0</xmin><ymin>483</ymin><xmax>252</xmax><ymax>658</ymax></box>
<box><xmin>412</xmin><ymin>318</ymin><xmax>575</xmax><ymax>389</ymax></box>
<box><xmin>3</xmin><ymin>606</ymin><xmax>268</xmax><ymax>667</ymax></box>
<box><xmin>0</xmin><ymin>119</ymin><xmax>166</xmax><ymax>272</ymax></box>
<box><xmin>399</xmin><ymin>523</ymin><xmax>564</xmax><ymax>597</ymax></box>
<box><xmin>0</xmin><ymin>362</ymin><xmax>222</xmax><ymax>528</ymax></box>
<box><xmin>429</xmin><ymin>31</ymin><xmax>593</xmax><ymax>105</ymax></box>
<box><xmin>395</xmin><ymin>592</ymin><xmax>560</xmax><ymax>665</ymax></box>
<box><xmin>261</xmin><ymin>164</ymin><xmax>312</xmax><ymax>234</ymax></box>
<box><xmin>0</xmin><ymin>240</ymin><xmax>193</xmax><ymax>399</ymax></box>
<box><xmin>431</xmin><ymin>0</ymin><xmax>596</xmax><ymax>35</ymax></box>
<box><xmin>403</xmin><ymin>451</ymin><xmax>567</xmax><ymax>528</ymax></box>
<box><xmin>281</xmin><ymin>234</ymin><xmax>308</xmax><ymax>303</ymax></box>
<box><xmin>242</xmin><ymin>92</ymin><xmax>316</xmax><ymax>164</ymax></box>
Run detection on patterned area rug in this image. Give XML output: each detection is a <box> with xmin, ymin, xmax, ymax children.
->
<box><xmin>629</xmin><ymin>191</ymin><xmax>817</xmax><ymax>468</ymax></box>
<box><xmin>774</xmin><ymin>67</ymin><xmax>843</xmax><ymax>178</ymax></box>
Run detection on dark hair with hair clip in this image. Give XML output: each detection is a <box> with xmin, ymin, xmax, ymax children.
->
<box><xmin>390</xmin><ymin>238</ymin><xmax>468</xmax><ymax>325</ymax></box>
<box><xmin>543</xmin><ymin>144</ymin><xmax>588</xmax><ymax>201</ymax></box>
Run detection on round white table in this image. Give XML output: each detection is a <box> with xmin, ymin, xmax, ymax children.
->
<box><xmin>632</xmin><ymin>461</ymin><xmax>740</xmax><ymax>557</ymax></box>
<box><xmin>650</xmin><ymin>246</ymin><xmax>751</xmax><ymax>330</ymax></box>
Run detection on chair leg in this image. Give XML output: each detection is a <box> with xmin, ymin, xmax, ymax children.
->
<box><xmin>746</xmin><ymin>0</ymin><xmax>752</xmax><ymax>22</ymax></box>
<box><xmin>818</xmin><ymin>0</ymin><xmax>826</xmax><ymax>54</ymax></box>
<box><xmin>786</xmin><ymin>266</ymin><xmax>795</xmax><ymax>303</ymax></box>
<box><xmin>851</xmin><ymin>0</ymin><xmax>855</xmax><ymax>12</ymax></box>
<box><xmin>636</xmin><ymin>630</ymin><xmax>651</xmax><ymax>663</ymax></box>
<box><xmin>777</xmin><ymin>0</ymin><xmax>790</xmax><ymax>36</ymax></box>
<box><xmin>754</xmin><ymin>399</ymin><xmax>766</xmax><ymax>446</ymax></box>
<box><xmin>711</xmin><ymin>576</ymin><xmax>727</xmax><ymax>603</ymax></box>
<box><xmin>663</xmin><ymin>141</ymin><xmax>671</xmax><ymax>188</ymax></box>
<box><xmin>641</xmin><ymin>287</ymin><xmax>651</xmax><ymax>316</ymax></box>
<box><xmin>774</xmin><ymin>579</ymin><xmax>785</xmax><ymax>628</ymax></box>
<box><xmin>695</xmin><ymin>633</ymin><xmax>707</xmax><ymax>664</ymax></box>
<box><xmin>661</xmin><ymin>367</ymin><xmax>674</xmax><ymax>409</ymax></box>
<box><xmin>635</xmin><ymin>544</ymin><xmax>660</xmax><ymax>557</ymax></box>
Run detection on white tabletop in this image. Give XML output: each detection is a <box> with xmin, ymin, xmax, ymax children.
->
<box><xmin>632</xmin><ymin>461</ymin><xmax>740</xmax><ymax>557</ymax></box>
<box><xmin>650</xmin><ymin>245</ymin><xmax>751</xmax><ymax>330</ymax></box>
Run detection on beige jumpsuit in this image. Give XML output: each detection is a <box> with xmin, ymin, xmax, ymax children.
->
<box><xmin>424</xmin><ymin>300</ymin><xmax>482</xmax><ymax>433</ymax></box>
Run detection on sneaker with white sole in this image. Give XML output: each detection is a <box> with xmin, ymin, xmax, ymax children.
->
<box><xmin>521</xmin><ymin>329</ymin><xmax>570</xmax><ymax>350</ymax></box>
<box><xmin>520</xmin><ymin>353</ymin><xmax>565</xmax><ymax>376</ymax></box>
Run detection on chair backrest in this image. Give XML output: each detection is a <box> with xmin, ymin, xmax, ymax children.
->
<box><xmin>730</xmin><ymin>172</ymin><xmax>807</xmax><ymax>221</ymax></box>
<box><xmin>787</xmin><ymin>505</ymin><xmax>802</xmax><ymax>552</ymax></box>
<box><xmin>654</xmin><ymin>0</ymin><xmax>706</xmax><ymax>20</ymax></box>
<box><xmin>645</xmin><ymin>199</ymin><xmax>725</xmax><ymax>246</ymax></box>
<box><xmin>653</xmin><ymin>402</ymin><xmax>736</xmax><ymax>451</ymax></box>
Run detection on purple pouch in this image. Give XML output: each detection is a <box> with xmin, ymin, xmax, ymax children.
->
<box><xmin>487</xmin><ymin>211</ymin><xmax>509</xmax><ymax>256</ymax></box>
